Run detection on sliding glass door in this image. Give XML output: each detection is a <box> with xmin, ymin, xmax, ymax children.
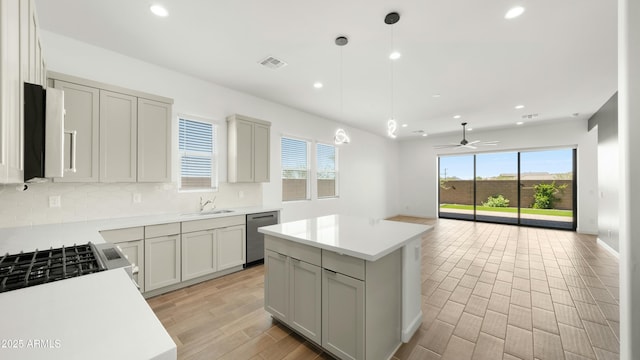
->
<box><xmin>439</xmin><ymin>155</ymin><xmax>475</xmax><ymax>220</ymax></box>
<box><xmin>438</xmin><ymin>148</ymin><xmax>576</xmax><ymax>230</ymax></box>
<box><xmin>519</xmin><ymin>149</ymin><xmax>575</xmax><ymax>229</ymax></box>
<box><xmin>475</xmin><ymin>152</ymin><xmax>519</xmax><ymax>224</ymax></box>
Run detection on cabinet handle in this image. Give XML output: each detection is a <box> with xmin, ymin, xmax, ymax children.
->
<box><xmin>64</xmin><ymin>130</ymin><xmax>77</xmax><ymax>173</ymax></box>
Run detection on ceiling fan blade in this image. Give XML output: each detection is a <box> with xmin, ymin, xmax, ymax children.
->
<box><xmin>482</xmin><ymin>141</ymin><xmax>500</xmax><ymax>144</ymax></box>
<box><xmin>480</xmin><ymin>142</ymin><xmax>498</xmax><ymax>146</ymax></box>
<box><xmin>467</xmin><ymin>140</ymin><xmax>481</xmax><ymax>145</ymax></box>
<box><xmin>433</xmin><ymin>144</ymin><xmax>461</xmax><ymax>149</ymax></box>
<box><xmin>463</xmin><ymin>144</ymin><xmax>477</xmax><ymax>149</ymax></box>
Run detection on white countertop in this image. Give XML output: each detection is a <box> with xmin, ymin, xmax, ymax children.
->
<box><xmin>0</xmin><ymin>269</ymin><xmax>175</xmax><ymax>360</ymax></box>
<box><xmin>258</xmin><ymin>214</ymin><xmax>432</xmax><ymax>261</ymax></box>
<box><xmin>0</xmin><ymin>205</ymin><xmax>280</xmax><ymax>254</ymax></box>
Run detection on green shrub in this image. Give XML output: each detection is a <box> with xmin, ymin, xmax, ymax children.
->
<box><xmin>483</xmin><ymin>195</ymin><xmax>510</xmax><ymax>207</ymax></box>
<box><xmin>532</xmin><ymin>182</ymin><xmax>567</xmax><ymax>209</ymax></box>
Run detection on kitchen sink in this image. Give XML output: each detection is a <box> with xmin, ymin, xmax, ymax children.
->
<box><xmin>182</xmin><ymin>209</ymin><xmax>235</xmax><ymax>216</ymax></box>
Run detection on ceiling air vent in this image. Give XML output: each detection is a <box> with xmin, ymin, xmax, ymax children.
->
<box><xmin>521</xmin><ymin>113</ymin><xmax>539</xmax><ymax>119</ymax></box>
<box><xmin>259</xmin><ymin>56</ymin><xmax>288</xmax><ymax>70</ymax></box>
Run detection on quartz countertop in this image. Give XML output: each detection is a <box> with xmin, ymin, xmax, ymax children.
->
<box><xmin>0</xmin><ymin>269</ymin><xmax>175</xmax><ymax>360</ymax></box>
<box><xmin>258</xmin><ymin>214</ymin><xmax>432</xmax><ymax>261</ymax></box>
<box><xmin>0</xmin><ymin>205</ymin><xmax>280</xmax><ymax>254</ymax></box>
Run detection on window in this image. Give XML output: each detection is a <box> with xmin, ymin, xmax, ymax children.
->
<box><xmin>317</xmin><ymin>143</ymin><xmax>338</xmax><ymax>198</ymax></box>
<box><xmin>178</xmin><ymin>116</ymin><xmax>218</xmax><ymax>191</ymax></box>
<box><xmin>281</xmin><ymin>137</ymin><xmax>310</xmax><ymax>201</ymax></box>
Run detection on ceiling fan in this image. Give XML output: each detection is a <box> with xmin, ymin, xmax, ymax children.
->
<box><xmin>434</xmin><ymin>122</ymin><xmax>499</xmax><ymax>149</ymax></box>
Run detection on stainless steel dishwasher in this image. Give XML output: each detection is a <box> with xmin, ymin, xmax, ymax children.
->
<box><xmin>246</xmin><ymin>211</ymin><xmax>279</xmax><ymax>267</ymax></box>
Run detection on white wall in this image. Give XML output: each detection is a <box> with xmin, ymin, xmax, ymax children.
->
<box><xmin>0</xmin><ymin>31</ymin><xmax>401</xmax><ymax>228</ymax></box>
<box><xmin>398</xmin><ymin>119</ymin><xmax>599</xmax><ymax>234</ymax></box>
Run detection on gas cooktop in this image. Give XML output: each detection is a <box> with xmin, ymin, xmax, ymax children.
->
<box><xmin>0</xmin><ymin>242</ymin><xmax>127</xmax><ymax>293</ymax></box>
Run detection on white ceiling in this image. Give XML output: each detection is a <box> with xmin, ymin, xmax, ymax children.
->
<box><xmin>34</xmin><ymin>0</ymin><xmax>617</xmax><ymax>139</ymax></box>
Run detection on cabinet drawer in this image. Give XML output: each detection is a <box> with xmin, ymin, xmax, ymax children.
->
<box><xmin>265</xmin><ymin>236</ymin><xmax>321</xmax><ymax>266</ymax></box>
<box><xmin>100</xmin><ymin>227</ymin><xmax>143</xmax><ymax>243</ymax></box>
<box><xmin>182</xmin><ymin>215</ymin><xmax>245</xmax><ymax>233</ymax></box>
<box><xmin>145</xmin><ymin>222</ymin><xmax>180</xmax><ymax>238</ymax></box>
<box><xmin>322</xmin><ymin>250</ymin><xmax>365</xmax><ymax>281</ymax></box>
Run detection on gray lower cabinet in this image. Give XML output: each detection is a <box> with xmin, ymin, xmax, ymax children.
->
<box><xmin>264</xmin><ymin>235</ymin><xmax>402</xmax><ymax>360</ymax></box>
<box><xmin>217</xmin><ymin>225</ymin><xmax>246</xmax><ymax>270</ymax></box>
<box><xmin>322</xmin><ymin>269</ymin><xmax>365</xmax><ymax>360</ymax></box>
<box><xmin>290</xmin><ymin>258</ymin><xmax>322</xmax><ymax>344</ymax></box>
<box><xmin>144</xmin><ymin>223</ymin><xmax>181</xmax><ymax>292</ymax></box>
<box><xmin>264</xmin><ymin>249</ymin><xmax>289</xmax><ymax>321</ymax></box>
<box><xmin>181</xmin><ymin>229</ymin><xmax>216</xmax><ymax>281</ymax></box>
<box><xmin>115</xmin><ymin>239</ymin><xmax>145</xmax><ymax>293</ymax></box>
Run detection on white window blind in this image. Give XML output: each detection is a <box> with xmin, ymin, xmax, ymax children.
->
<box><xmin>317</xmin><ymin>143</ymin><xmax>338</xmax><ymax>198</ymax></box>
<box><xmin>281</xmin><ymin>137</ymin><xmax>310</xmax><ymax>201</ymax></box>
<box><xmin>179</xmin><ymin>117</ymin><xmax>217</xmax><ymax>191</ymax></box>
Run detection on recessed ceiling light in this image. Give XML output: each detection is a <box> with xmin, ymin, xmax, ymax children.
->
<box><xmin>515</xmin><ymin>104</ymin><xmax>525</xmax><ymax>109</ymax></box>
<box><xmin>453</xmin><ymin>115</ymin><xmax>461</xmax><ymax>119</ymax></box>
<box><xmin>313</xmin><ymin>82</ymin><xmax>323</xmax><ymax>89</ymax></box>
<box><xmin>516</xmin><ymin>121</ymin><xmax>524</xmax><ymax>125</ymax></box>
<box><xmin>401</xmin><ymin>124</ymin><xmax>408</xmax><ymax>128</ymax></box>
<box><xmin>467</xmin><ymin>128</ymin><xmax>473</xmax><ymax>131</ymax></box>
<box><xmin>422</xmin><ymin>133</ymin><xmax>428</xmax><ymax>137</ymax></box>
<box><xmin>432</xmin><ymin>94</ymin><xmax>441</xmax><ymax>98</ymax></box>
<box><xmin>505</xmin><ymin>6</ymin><xmax>525</xmax><ymax>19</ymax></box>
<box><xmin>150</xmin><ymin>4</ymin><xmax>169</xmax><ymax>17</ymax></box>
<box><xmin>389</xmin><ymin>51</ymin><xmax>401</xmax><ymax>60</ymax></box>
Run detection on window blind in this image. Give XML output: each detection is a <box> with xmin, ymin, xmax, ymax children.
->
<box><xmin>317</xmin><ymin>143</ymin><xmax>338</xmax><ymax>198</ymax></box>
<box><xmin>281</xmin><ymin>137</ymin><xmax>309</xmax><ymax>201</ymax></box>
<box><xmin>179</xmin><ymin>118</ymin><xmax>217</xmax><ymax>190</ymax></box>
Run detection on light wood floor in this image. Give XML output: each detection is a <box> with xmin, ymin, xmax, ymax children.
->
<box><xmin>147</xmin><ymin>217</ymin><xmax>620</xmax><ymax>360</ymax></box>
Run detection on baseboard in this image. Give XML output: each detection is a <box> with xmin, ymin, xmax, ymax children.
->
<box><xmin>577</xmin><ymin>227</ymin><xmax>598</xmax><ymax>235</ymax></box>
<box><xmin>597</xmin><ymin>238</ymin><xmax>620</xmax><ymax>258</ymax></box>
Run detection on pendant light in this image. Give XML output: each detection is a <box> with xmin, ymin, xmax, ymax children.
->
<box><xmin>385</xmin><ymin>12</ymin><xmax>400</xmax><ymax>139</ymax></box>
<box><xmin>334</xmin><ymin>36</ymin><xmax>351</xmax><ymax>144</ymax></box>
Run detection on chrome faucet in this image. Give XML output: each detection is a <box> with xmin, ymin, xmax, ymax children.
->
<box><xmin>199</xmin><ymin>196</ymin><xmax>216</xmax><ymax>212</ymax></box>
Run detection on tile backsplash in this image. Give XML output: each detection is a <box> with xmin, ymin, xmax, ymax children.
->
<box><xmin>0</xmin><ymin>182</ymin><xmax>262</xmax><ymax>229</ymax></box>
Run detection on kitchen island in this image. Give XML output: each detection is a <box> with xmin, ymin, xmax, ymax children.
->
<box><xmin>259</xmin><ymin>215</ymin><xmax>432</xmax><ymax>360</ymax></box>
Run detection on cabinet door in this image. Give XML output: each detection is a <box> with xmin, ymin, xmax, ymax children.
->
<box><xmin>234</xmin><ymin>119</ymin><xmax>254</xmax><ymax>182</ymax></box>
<box><xmin>99</xmin><ymin>90</ymin><xmax>137</xmax><ymax>182</ymax></box>
<box><xmin>145</xmin><ymin>234</ymin><xmax>181</xmax><ymax>291</ymax></box>
<box><xmin>181</xmin><ymin>230</ymin><xmax>216</xmax><ymax>281</ymax></box>
<box><xmin>53</xmin><ymin>80</ymin><xmax>100</xmax><ymax>182</ymax></box>
<box><xmin>217</xmin><ymin>225</ymin><xmax>245</xmax><ymax>270</ymax></box>
<box><xmin>115</xmin><ymin>239</ymin><xmax>144</xmax><ymax>293</ymax></box>
<box><xmin>0</xmin><ymin>0</ymin><xmax>23</xmax><ymax>184</ymax></box>
<box><xmin>264</xmin><ymin>249</ymin><xmax>289</xmax><ymax>321</ymax></box>
<box><xmin>322</xmin><ymin>270</ymin><xmax>365</xmax><ymax>360</ymax></box>
<box><xmin>289</xmin><ymin>259</ymin><xmax>321</xmax><ymax>345</ymax></box>
<box><xmin>137</xmin><ymin>98</ymin><xmax>171</xmax><ymax>182</ymax></box>
<box><xmin>253</xmin><ymin>123</ymin><xmax>270</xmax><ymax>182</ymax></box>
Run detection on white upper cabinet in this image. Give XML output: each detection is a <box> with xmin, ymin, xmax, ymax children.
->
<box><xmin>137</xmin><ymin>98</ymin><xmax>171</xmax><ymax>182</ymax></box>
<box><xmin>52</xmin><ymin>80</ymin><xmax>100</xmax><ymax>182</ymax></box>
<box><xmin>47</xmin><ymin>72</ymin><xmax>173</xmax><ymax>184</ymax></box>
<box><xmin>227</xmin><ymin>114</ymin><xmax>271</xmax><ymax>183</ymax></box>
<box><xmin>99</xmin><ymin>90</ymin><xmax>138</xmax><ymax>182</ymax></box>
<box><xmin>1</xmin><ymin>0</ymin><xmax>45</xmax><ymax>183</ymax></box>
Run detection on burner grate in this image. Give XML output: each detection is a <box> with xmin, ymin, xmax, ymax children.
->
<box><xmin>0</xmin><ymin>243</ymin><xmax>105</xmax><ymax>293</ymax></box>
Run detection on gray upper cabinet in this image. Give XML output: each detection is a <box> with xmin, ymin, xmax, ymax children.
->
<box><xmin>99</xmin><ymin>90</ymin><xmax>137</xmax><ymax>182</ymax></box>
<box><xmin>47</xmin><ymin>72</ymin><xmax>173</xmax><ymax>183</ymax></box>
<box><xmin>52</xmin><ymin>80</ymin><xmax>100</xmax><ymax>182</ymax></box>
<box><xmin>227</xmin><ymin>114</ymin><xmax>271</xmax><ymax>183</ymax></box>
<box><xmin>138</xmin><ymin>98</ymin><xmax>171</xmax><ymax>182</ymax></box>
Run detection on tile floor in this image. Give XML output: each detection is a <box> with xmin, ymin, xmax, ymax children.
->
<box><xmin>148</xmin><ymin>217</ymin><xmax>620</xmax><ymax>360</ymax></box>
<box><xmin>393</xmin><ymin>217</ymin><xmax>619</xmax><ymax>360</ymax></box>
